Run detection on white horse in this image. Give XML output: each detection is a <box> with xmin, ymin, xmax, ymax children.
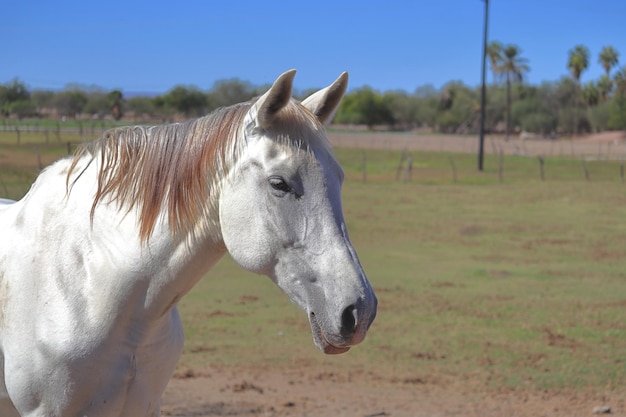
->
<box><xmin>0</xmin><ymin>70</ymin><xmax>377</xmax><ymax>417</ymax></box>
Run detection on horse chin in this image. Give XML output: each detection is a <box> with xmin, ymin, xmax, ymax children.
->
<box><xmin>308</xmin><ymin>312</ymin><xmax>351</xmax><ymax>355</ymax></box>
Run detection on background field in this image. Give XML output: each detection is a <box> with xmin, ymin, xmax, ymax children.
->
<box><xmin>1</xmin><ymin>129</ymin><xmax>625</xmax><ymax>416</ymax></box>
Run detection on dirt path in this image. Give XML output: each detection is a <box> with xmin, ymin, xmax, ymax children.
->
<box><xmin>327</xmin><ymin>131</ymin><xmax>626</xmax><ymax>160</ymax></box>
<box><xmin>161</xmin><ymin>365</ymin><xmax>624</xmax><ymax>417</ymax></box>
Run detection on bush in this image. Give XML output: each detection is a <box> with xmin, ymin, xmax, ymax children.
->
<box><xmin>519</xmin><ymin>112</ymin><xmax>558</xmax><ymax>134</ymax></box>
<box><xmin>10</xmin><ymin>100</ymin><xmax>38</xmax><ymax>119</ymax></box>
<box><xmin>559</xmin><ymin>107</ymin><xmax>591</xmax><ymax>134</ymax></box>
<box><xmin>588</xmin><ymin>102</ymin><xmax>611</xmax><ymax>132</ymax></box>
<box><xmin>608</xmin><ymin>95</ymin><xmax>626</xmax><ymax>130</ymax></box>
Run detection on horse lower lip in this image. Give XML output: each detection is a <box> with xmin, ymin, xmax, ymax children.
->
<box><xmin>309</xmin><ymin>313</ymin><xmax>351</xmax><ymax>355</ymax></box>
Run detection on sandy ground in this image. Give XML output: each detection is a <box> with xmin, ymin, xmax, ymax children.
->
<box><xmin>162</xmin><ymin>365</ymin><xmax>624</xmax><ymax>417</ymax></box>
<box><xmin>160</xmin><ymin>130</ymin><xmax>626</xmax><ymax>417</ymax></box>
<box><xmin>327</xmin><ymin>130</ymin><xmax>626</xmax><ymax>159</ymax></box>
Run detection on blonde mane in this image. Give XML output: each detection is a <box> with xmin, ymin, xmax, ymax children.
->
<box><xmin>67</xmin><ymin>100</ymin><xmax>330</xmax><ymax>242</ymax></box>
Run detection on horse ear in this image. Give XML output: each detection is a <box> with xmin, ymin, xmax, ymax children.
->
<box><xmin>301</xmin><ymin>71</ymin><xmax>348</xmax><ymax>126</ymax></box>
<box><xmin>253</xmin><ymin>69</ymin><xmax>296</xmax><ymax>129</ymax></box>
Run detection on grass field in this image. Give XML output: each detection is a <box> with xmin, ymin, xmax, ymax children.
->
<box><xmin>1</xmin><ymin>131</ymin><xmax>625</xmax><ymax>395</ymax></box>
<box><xmin>176</xmin><ymin>176</ymin><xmax>626</xmax><ymax>393</ymax></box>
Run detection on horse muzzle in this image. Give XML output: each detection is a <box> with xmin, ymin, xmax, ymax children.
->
<box><xmin>308</xmin><ymin>290</ymin><xmax>377</xmax><ymax>355</ymax></box>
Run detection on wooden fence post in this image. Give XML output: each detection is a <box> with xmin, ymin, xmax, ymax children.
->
<box><xmin>537</xmin><ymin>156</ymin><xmax>545</xmax><ymax>181</ymax></box>
<box><xmin>405</xmin><ymin>155</ymin><xmax>413</xmax><ymax>182</ymax></box>
<box><xmin>395</xmin><ymin>150</ymin><xmax>407</xmax><ymax>181</ymax></box>
<box><xmin>35</xmin><ymin>147</ymin><xmax>42</xmax><ymax>170</ymax></box>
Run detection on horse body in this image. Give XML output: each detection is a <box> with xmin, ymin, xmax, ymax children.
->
<box><xmin>0</xmin><ymin>157</ymin><xmax>208</xmax><ymax>416</ymax></box>
<box><xmin>0</xmin><ymin>70</ymin><xmax>377</xmax><ymax>416</ymax></box>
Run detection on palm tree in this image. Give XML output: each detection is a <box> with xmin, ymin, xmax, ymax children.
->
<box><xmin>567</xmin><ymin>45</ymin><xmax>590</xmax><ymax>135</ymax></box>
<box><xmin>598</xmin><ymin>46</ymin><xmax>619</xmax><ymax>102</ymax></box>
<box><xmin>568</xmin><ymin>45</ymin><xmax>590</xmax><ymax>81</ymax></box>
<box><xmin>487</xmin><ymin>41</ymin><xmax>503</xmax><ymax>83</ymax></box>
<box><xmin>610</xmin><ymin>66</ymin><xmax>626</xmax><ymax>130</ymax></box>
<box><xmin>598</xmin><ymin>75</ymin><xmax>613</xmax><ymax>102</ymax></box>
<box><xmin>107</xmin><ymin>90</ymin><xmax>123</xmax><ymax>121</ymax></box>
<box><xmin>497</xmin><ymin>44</ymin><xmax>530</xmax><ymax>139</ymax></box>
<box><xmin>582</xmin><ymin>81</ymin><xmax>599</xmax><ymax>108</ymax></box>
<box><xmin>615</xmin><ymin>66</ymin><xmax>626</xmax><ymax>96</ymax></box>
<box><xmin>599</xmin><ymin>46</ymin><xmax>619</xmax><ymax>77</ymax></box>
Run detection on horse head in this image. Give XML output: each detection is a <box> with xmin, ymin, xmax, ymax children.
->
<box><xmin>219</xmin><ymin>70</ymin><xmax>377</xmax><ymax>354</ymax></box>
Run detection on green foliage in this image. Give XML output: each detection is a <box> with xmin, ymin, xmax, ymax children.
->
<box><xmin>156</xmin><ymin>85</ymin><xmax>208</xmax><ymax>117</ymax></box>
<box><xmin>559</xmin><ymin>106</ymin><xmax>591</xmax><ymax>134</ymax></box>
<box><xmin>599</xmin><ymin>45</ymin><xmax>619</xmax><ymax>76</ymax></box>
<box><xmin>382</xmin><ymin>90</ymin><xmax>416</xmax><ymax>129</ymax></box>
<box><xmin>582</xmin><ymin>81</ymin><xmax>600</xmax><ymax>107</ymax></box>
<box><xmin>126</xmin><ymin>96</ymin><xmax>156</xmax><ymax>117</ymax></box>
<box><xmin>209</xmin><ymin>78</ymin><xmax>257</xmax><ymax>110</ymax></box>
<box><xmin>520</xmin><ymin>112</ymin><xmax>559</xmax><ymax>134</ymax></box>
<box><xmin>54</xmin><ymin>89</ymin><xmax>88</xmax><ymax>118</ymax></box>
<box><xmin>1</xmin><ymin>45</ymin><xmax>624</xmax><ymax>135</ymax></box>
<box><xmin>82</xmin><ymin>92</ymin><xmax>110</xmax><ymax>117</ymax></box>
<box><xmin>108</xmin><ymin>90</ymin><xmax>124</xmax><ymax>120</ymax></box>
<box><xmin>335</xmin><ymin>87</ymin><xmax>394</xmax><ymax>128</ymax></box>
<box><xmin>435</xmin><ymin>82</ymin><xmax>479</xmax><ymax>133</ymax></box>
<box><xmin>9</xmin><ymin>100</ymin><xmax>38</xmax><ymax>119</ymax></box>
<box><xmin>0</xmin><ymin>79</ymin><xmax>30</xmax><ymax>116</ymax></box>
<box><xmin>559</xmin><ymin>77</ymin><xmax>579</xmax><ymax>105</ymax></box>
<box><xmin>608</xmin><ymin>94</ymin><xmax>626</xmax><ymax>129</ymax></box>
<box><xmin>567</xmin><ymin>45</ymin><xmax>590</xmax><ymax>81</ymax></box>
<box><xmin>608</xmin><ymin>67</ymin><xmax>626</xmax><ymax>129</ymax></box>
<box><xmin>588</xmin><ymin>101</ymin><xmax>611</xmax><ymax>131</ymax></box>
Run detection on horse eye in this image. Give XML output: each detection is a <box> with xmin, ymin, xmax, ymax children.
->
<box><xmin>269</xmin><ymin>177</ymin><xmax>291</xmax><ymax>193</ymax></box>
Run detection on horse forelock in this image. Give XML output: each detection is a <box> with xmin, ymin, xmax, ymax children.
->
<box><xmin>67</xmin><ymin>99</ymin><xmax>331</xmax><ymax>243</ymax></box>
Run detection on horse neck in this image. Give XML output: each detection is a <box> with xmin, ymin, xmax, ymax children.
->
<box><xmin>106</xmin><ymin>193</ymin><xmax>228</xmax><ymax>319</ymax></box>
<box><xmin>143</xmin><ymin>227</ymin><xmax>227</xmax><ymax>316</ymax></box>
<box><xmin>70</xmin><ymin>154</ymin><xmax>228</xmax><ymax>318</ymax></box>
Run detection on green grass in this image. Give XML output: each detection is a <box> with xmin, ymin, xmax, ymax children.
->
<box><xmin>175</xmin><ymin>152</ymin><xmax>626</xmax><ymax>393</ymax></box>
<box><xmin>2</xmin><ymin>138</ymin><xmax>625</xmax><ymax>393</ymax></box>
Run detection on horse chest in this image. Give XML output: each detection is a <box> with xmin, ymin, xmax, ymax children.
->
<box><xmin>5</xmin><ymin>307</ymin><xmax>183</xmax><ymax>416</ymax></box>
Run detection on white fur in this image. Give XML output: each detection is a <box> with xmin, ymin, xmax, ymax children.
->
<box><xmin>0</xmin><ymin>70</ymin><xmax>376</xmax><ymax>416</ymax></box>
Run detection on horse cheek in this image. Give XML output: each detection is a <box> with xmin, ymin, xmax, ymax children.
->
<box><xmin>219</xmin><ymin>187</ymin><xmax>273</xmax><ymax>275</ymax></box>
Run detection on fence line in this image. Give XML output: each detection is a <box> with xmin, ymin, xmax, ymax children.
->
<box><xmin>328</xmin><ymin>131</ymin><xmax>626</xmax><ymax>162</ymax></box>
<box><xmin>3</xmin><ymin>128</ymin><xmax>626</xmax><ymax>185</ymax></box>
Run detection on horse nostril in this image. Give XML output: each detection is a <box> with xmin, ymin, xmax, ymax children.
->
<box><xmin>340</xmin><ymin>304</ymin><xmax>358</xmax><ymax>337</ymax></box>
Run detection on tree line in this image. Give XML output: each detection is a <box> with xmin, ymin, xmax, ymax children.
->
<box><xmin>1</xmin><ymin>44</ymin><xmax>625</xmax><ymax>135</ymax></box>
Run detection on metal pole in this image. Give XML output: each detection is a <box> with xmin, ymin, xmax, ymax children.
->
<box><xmin>478</xmin><ymin>0</ymin><xmax>489</xmax><ymax>171</ymax></box>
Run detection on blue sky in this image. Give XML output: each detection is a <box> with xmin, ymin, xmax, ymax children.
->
<box><xmin>3</xmin><ymin>1</ymin><xmax>625</xmax><ymax>94</ymax></box>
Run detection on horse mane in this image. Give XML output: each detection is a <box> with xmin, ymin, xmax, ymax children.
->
<box><xmin>67</xmin><ymin>100</ymin><xmax>329</xmax><ymax>243</ymax></box>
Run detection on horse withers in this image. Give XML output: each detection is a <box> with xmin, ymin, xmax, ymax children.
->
<box><xmin>0</xmin><ymin>70</ymin><xmax>377</xmax><ymax>416</ymax></box>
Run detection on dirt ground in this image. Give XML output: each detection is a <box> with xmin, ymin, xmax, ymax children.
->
<box><xmin>327</xmin><ymin>130</ymin><xmax>626</xmax><ymax>159</ymax></box>
<box><xmin>161</xmin><ymin>364</ymin><xmax>624</xmax><ymax>417</ymax></box>
<box><xmin>160</xmin><ymin>130</ymin><xmax>626</xmax><ymax>417</ymax></box>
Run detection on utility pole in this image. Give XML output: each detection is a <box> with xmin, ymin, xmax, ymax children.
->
<box><xmin>478</xmin><ymin>0</ymin><xmax>489</xmax><ymax>171</ymax></box>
